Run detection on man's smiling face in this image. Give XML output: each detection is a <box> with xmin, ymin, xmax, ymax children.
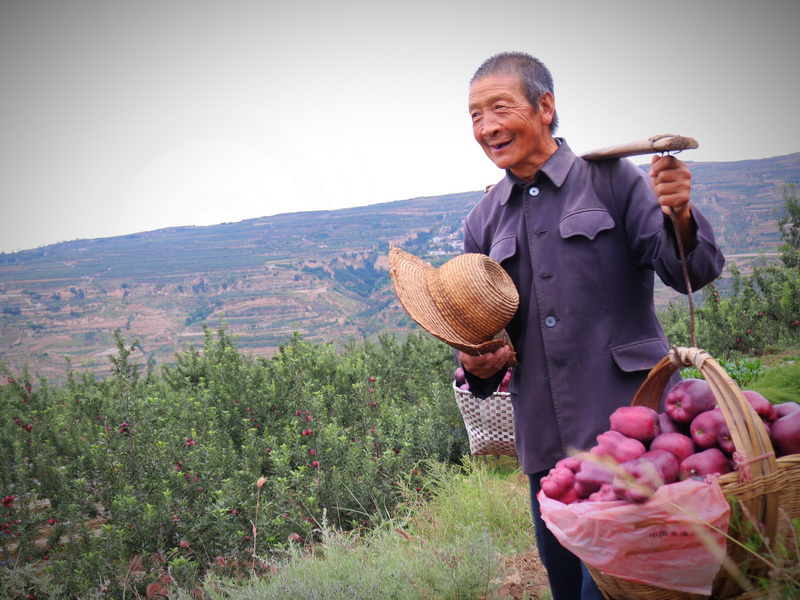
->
<box><xmin>468</xmin><ymin>72</ymin><xmax>556</xmax><ymax>182</ymax></box>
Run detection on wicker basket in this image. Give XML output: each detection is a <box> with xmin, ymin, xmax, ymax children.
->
<box><xmin>586</xmin><ymin>346</ymin><xmax>800</xmax><ymax>600</ymax></box>
<box><xmin>453</xmin><ymin>381</ymin><xmax>516</xmax><ymax>456</ymax></box>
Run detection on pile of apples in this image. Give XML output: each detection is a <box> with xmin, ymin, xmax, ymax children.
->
<box><xmin>540</xmin><ymin>379</ymin><xmax>800</xmax><ymax>505</ymax></box>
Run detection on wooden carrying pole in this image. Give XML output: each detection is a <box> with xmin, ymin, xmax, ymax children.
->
<box><xmin>580</xmin><ymin>133</ymin><xmax>699</xmax><ymax>161</ymax></box>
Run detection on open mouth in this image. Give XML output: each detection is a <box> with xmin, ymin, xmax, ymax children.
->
<box><xmin>491</xmin><ymin>141</ymin><xmax>511</xmax><ymax>151</ymax></box>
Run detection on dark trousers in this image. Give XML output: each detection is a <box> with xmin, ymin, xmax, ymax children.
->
<box><xmin>529</xmin><ymin>472</ymin><xmax>605</xmax><ymax>600</ymax></box>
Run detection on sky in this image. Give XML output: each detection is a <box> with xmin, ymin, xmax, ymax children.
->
<box><xmin>1</xmin><ymin>0</ymin><xmax>799</xmax><ymax>254</ymax></box>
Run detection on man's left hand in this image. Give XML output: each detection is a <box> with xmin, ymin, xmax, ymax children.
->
<box><xmin>650</xmin><ymin>154</ymin><xmax>696</xmax><ymax>252</ymax></box>
<box><xmin>649</xmin><ymin>154</ymin><xmax>692</xmax><ymax>221</ymax></box>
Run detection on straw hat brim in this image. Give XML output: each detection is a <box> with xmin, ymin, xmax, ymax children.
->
<box><xmin>389</xmin><ymin>247</ymin><xmax>518</xmax><ymax>365</ymax></box>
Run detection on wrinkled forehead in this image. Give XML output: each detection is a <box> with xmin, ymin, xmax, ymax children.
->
<box><xmin>468</xmin><ymin>73</ymin><xmax>527</xmax><ymax>108</ymax></box>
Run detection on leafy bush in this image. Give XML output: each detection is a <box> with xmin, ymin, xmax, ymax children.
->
<box><xmin>0</xmin><ymin>326</ymin><xmax>468</xmax><ymax>598</ymax></box>
<box><xmin>661</xmin><ymin>184</ymin><xmax>800</xmax><ymax>360</ymax></box>
<box><xmin>679</xmin><ymin>355</ymin><xmax>765</xmax><ymax>389</ymax></box>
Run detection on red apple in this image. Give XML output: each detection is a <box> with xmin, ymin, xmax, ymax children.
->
<box><xmin>555</xmin><ymin>455</ymin><xmax>583</xmax><ymax>473</ymax></box>
<box><xmin>742</xmin><ymin>390</ymin><xmax>777</xmax><ymax>423</ymax></box>
<box><xmin>558</xmin><ymin>488</ymin><xmax>581</xmax><ymax>504</ymax></box>
<box><xmin>679</xmin><ymin>448</ymin><xmax>732</xmax><ymax>480</ymax></box>
<box><xmin>608</xmin><ymin>405</ymin><xmax>661</xmax><ymax>444</ymax></box>
<box><xmin>650</xmin><ymin>432</ymin><xmax>696</xmax><ymax>464</ymax></box>
<box><xmin>540</xmin><ymin>466</ymin><xmax>577</xmax><ymax>502</ymax></box>
<box><xmin>574</xmin><ymin>459</ymin><xmax>616</xmax><ymax>499</ymax></box>
<box><xmin>658</xmin><ymin>411</ymin><xmax>689</xmax><ymax>435</ymax></box>
<box><xmin>612</xmin><ymin>457</ymin><xmax>665</xmax><ymax>503</ymax></box>
<box><xmin>769</xmin><ymin>409</ymin><xmax>800</xmax><ymax>457</ymax></box>
<box><xmin>641</xmin><ymin>449</ymin><xmax>679</xmax><ymax>484</ymax></box>
<box><xmin>587</xmin><ymin>483</ymin><xmax>618</xmax><ymax>502</ymax></box>
<box><xmin>690</xmin><ymin>408</ymin><xmax>727</xmax><ymax>450</ymax></box>
<box><xmin>591</xmin><ymin>430</ymin><xmax>646</xmax><ymax>463</ymax></box>
<box><xmin>665</xmin><ymin>379</ymin><xmax>716</xmax><ymax>423</ymax></box>
<box><xmin>498</xmin><ymin>368</ymin><xmax>512</xmax><ymax>392</ymax></box>
<box><xmin>774</xmin><ymin>401</ymin><xmax>800</xmax><ymax>419</ymax></box>
<box><xmin>717</xmin><ymin>419</ymin><xmax>736</xmax><ymax>455</ymax></box>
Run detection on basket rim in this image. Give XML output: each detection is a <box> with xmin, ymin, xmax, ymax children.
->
<box><xmin>452</xmin><ymin>379</ymin><xmax>511</xmax><ymax>398</ymax></box>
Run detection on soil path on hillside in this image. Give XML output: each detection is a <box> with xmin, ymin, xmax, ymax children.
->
<box><xmin>494</xmin><ymin>550</ymin><xmax>551</xmax><ymax>599</ymax></box>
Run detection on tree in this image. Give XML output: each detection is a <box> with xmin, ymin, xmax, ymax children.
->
<box><xmin>777</xmin><ymin>183</ymin><xmax>800</xmax><ymax>268</ymax></box>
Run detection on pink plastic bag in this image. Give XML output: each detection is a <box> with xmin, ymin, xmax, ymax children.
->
<box><xmin>539</xmin><ymin>478</ymin><xmax>731</xmax><ymax>595</ymax></box>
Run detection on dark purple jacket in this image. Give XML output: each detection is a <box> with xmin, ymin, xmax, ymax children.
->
<box><xmin>463</xmin><ymin>140</ymin><xmax>725</xmax><ymax>474</ymax></box>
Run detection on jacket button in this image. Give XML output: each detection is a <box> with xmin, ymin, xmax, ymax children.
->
<box><xmin>528</xmin><ymin>186</ymin><xmax>540</xmax><ymax>197</ymax></box>
<box><xmin>545</xmin><ymin>316</ymin><xmax>556</xmax><ymax>327</ymax></box>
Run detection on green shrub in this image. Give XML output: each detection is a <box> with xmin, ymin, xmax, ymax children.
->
<box><xmin>660</xmin><ymin>183</ymin><xmax>800</xmax><ymax>361</ymax></box>
<box><xmin>0</xmin><ymin>325</ymin><xmax>469</xmax><ymax>597</ymax></box>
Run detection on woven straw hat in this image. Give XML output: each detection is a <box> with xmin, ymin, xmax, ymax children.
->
<box><xmin>389</xmin><ymin>247</ymin><xmax>519</xmax><ymax>362</ymax></box>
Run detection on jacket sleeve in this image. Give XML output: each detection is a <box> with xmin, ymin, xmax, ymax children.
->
<box><xmin>653</xmin><ymin>205</ymin><xmax>725</xmax><ymax>293</ymax></box>
<box><xmin>611</xmin><ymin>161</ymin><xmax>725</xmax><ymax>294</ymax></box>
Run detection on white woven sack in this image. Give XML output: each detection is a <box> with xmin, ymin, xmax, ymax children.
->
<box><xmin>453</xmin><ymin>382</ymin><xmax>516</xmax><ymax>456</ymax></box>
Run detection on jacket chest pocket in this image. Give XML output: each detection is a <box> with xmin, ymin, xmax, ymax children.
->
<box><xmin>551</xmin><ymin>208</ymin><xmax>616</xmax><ymax>314</ymax></box>
<box><xmin>559</xmin><ymin>208</ymin><xmax>615</xmax><ymax>241</ymax></box>
<box><xmin>489</xmin><ymin>236</ymin><xmax>517</xmax><ymax>265</ymax></box>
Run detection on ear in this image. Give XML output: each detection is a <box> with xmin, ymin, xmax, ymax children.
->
<box><xmin>538</xmin><ymin>92</ymin><xmax>556</xmax><ymax>125</ymax></box>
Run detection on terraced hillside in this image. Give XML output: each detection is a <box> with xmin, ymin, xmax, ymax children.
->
<box><xmin>1</xmin><ymin>153</ymin><xmax>798</xmax><ymax>382</ymax></box>
<box><xmin>0</xmin><ymin>192</ymin><xmax>481</xmax><ymax>381</ymax></box>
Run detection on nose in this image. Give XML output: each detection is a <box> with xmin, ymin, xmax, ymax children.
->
<box><xmin>479</xmin><ymin>113</ymin><xmax>501</xmax><ymax>138</ymax></box>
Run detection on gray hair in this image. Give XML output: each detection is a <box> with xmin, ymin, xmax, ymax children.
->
<box><xmin>470</xmin><ymin>52</ymin><xmax>559</xmax><ymax>133</ymax></box>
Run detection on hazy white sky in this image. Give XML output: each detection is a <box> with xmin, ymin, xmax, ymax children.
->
<box><xmin>2</xmin><ymin>0</ymin><xmax>798</xmax><ymax>254</ymax></box>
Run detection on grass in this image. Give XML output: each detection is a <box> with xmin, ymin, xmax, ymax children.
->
<box><xmin>173</xmin><ymin>458</ymin><xmax>542</xmax><ymax>600</ymax></box>
<box><xmin>748</xmin><ymin>353</ymin><xmax>800</xmax><ymax>404</ymax></box>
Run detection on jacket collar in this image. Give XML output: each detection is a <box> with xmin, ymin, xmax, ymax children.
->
<box><xmin>498</xmin><ymin>138</ymin><xmax>576</xmax><ymax>206</ymax></box>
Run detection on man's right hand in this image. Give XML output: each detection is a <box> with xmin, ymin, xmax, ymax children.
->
<box><xmin>458</xmin><ymin>346</ymin><xmax>512</xmax><ymax>379</ymax></box>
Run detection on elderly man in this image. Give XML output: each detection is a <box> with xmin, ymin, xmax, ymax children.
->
<box><xmin>458</xmin><ymin>52</ymin><xmax>725</xmax><ymax>599</ymax></box>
